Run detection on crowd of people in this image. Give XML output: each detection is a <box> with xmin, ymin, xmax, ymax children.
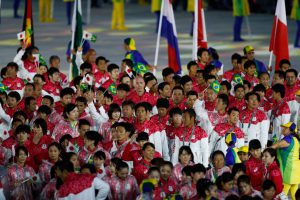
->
<box><xmin>0</xmin><ymin>37</ymin><xmax>300</xmax><ymax>200</ymax></box>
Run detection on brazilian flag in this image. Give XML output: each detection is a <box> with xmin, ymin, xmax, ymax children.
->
<box><xmin>232</xmin><ymin>74</ymin><xmax>243</xmax><ymax>85</ymax></box>
<box><xmin>108</xmin><ymin>83</ymin><xmax>117</xmax><ymax>95</ymax></box>
<box><xmin>211</xmin><ymin>80</ymin><xmax>220</xmax><ymax>94</ymax></box>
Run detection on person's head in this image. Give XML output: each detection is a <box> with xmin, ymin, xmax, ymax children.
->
<box><xmin>93</xmin><ymin>150</ymin><xmax>106</xmax><ymax>168</ymax></box>
<box><xmin>280</xmin><ymin>122</ymin><xmax>298</xmax><ymax>136</ymax></box>
<box><xmin>6</xmin><ymin>62</ymin><xmax>19</xmax><ymax>77</ymax></box>
<box><xmin>42</xmin><ymin>95</ymin><xmax>54</xmax><ymax>108</ymax></box>
<box><xmin>79</xmin><ymin>62</ymin><xmax>92</xmax><ymax>76</ymax></box>
<box><xmin>81</xmin><ymin>163</ymin><xmax>96</xmax><ymax>174</ymax></box>
<box><xmin>11</xmin><ymin>118</ymin><xmax>23</xmax><ymax>132</ymax></box>
<box><xmin>136</xmin><ymin>132</ymin><xmax>149</xmax><ymax>148</ymax></box>
<box><xmin>116</xmin><ymin>161</ymin><xmax>129</xmax><ymax>180</ymax></box>
<box><xmin>122</xmin><ymin>100</ymin><xmax>135</xmax><ymax>119</ymax></box>
<box><xmin>228</xmin><ymin>107</ymin><xmax>239</xmax><ymax>125</ymax></box>
<box><xmin>96</xmin><ymin>56</ymin><xmax>109</xmax><ymax>71</ymax></box>
<box><xmin>178</xmin><ymin>146</ymin><xmax>194</xmax><ymax>165</ymax></box>
<box><xmin>60</xmin><ymin>88</ymin><xmax>75</xmax><ymax>105</ymax></box>
<box><xmin>232</xmin><ymin>163</ymin><xmax>246</xmax><ymax>185</ymax></box>
<box><xmin>75</xmin><ymin>96</ymin><xmax>87</xmax><ymax>115</ymax></box>
<box><xmin>183</xmin><ymin>108</ymin><xmax>196</xmax><ymax>127</ymax></box>
<box><xmin>181</xmin><ymin>165</ymin><xmax>193</xmax><ymax>184</ymax></box>
<box><xmin>271</xmin><ymin>83</ymin><xmax>285</xmax><ymax>100</ymax></box>
<box><xmin>15</xmin><ymin>146</ymin><xmax>29</xmax><ymax>165</ymax></box>
<box><xmin>180</xmin><ymin>75</ymin><xmax>193</xmax><ymax>94</ymax></box>
<box><xmin>33</xmin><ymin>118</ymin><xmax>48</xmax><ymax>136</ymax></box>
<box><xmin>249</xmin><ymin>139</ymin><xmax>262</xmax><ymax>159</ymax></box>
<box><xmin>262</xmin><ymin>180</ymin><xmax>276</xmax><ymax>200</ymax></box>
<box><xmin>54</xmin><ymin>160</ymin><xmax>74</xmax><ymax>181</ymax></box>
<box><xmin>84</xmin><ymin>131</ymin><xmax>101</xmax><ymax>149</ymax></box>
<box><xmin>216</xmin><ymin>94</ymin><xmax>229</xmax><ymax>112</ymax></box>
<box><xmin>107</xmin><ymin>63</ymin><xmax>119</xmax><ymax>80</ymax></box>
<box><xmin>147</xmin><ymin>167</ymin><xmax>160</xmax><ymax>185</ymax></box>
<box><xmin>220</xmin><ymin>81</ymin><xmax>232</xmax><ymax>95</ymax></box>
<box><xmin>191</xmin><ymin>163</ymin><xmax>206</xmax><ymax>183</ymax></box>
<box><xmin>244</xmin><ymin>60</ymin><xmax>256</xmax><ymax>76</ymax></box>
<box><xmin>216</xmin><ymin>172</ymin><xmax>234</xmax><ymax>192</ymax></box>
<box><xmin>116</xmin><ymin>122</ymin><xmax>133</xmax><ymax>142</ymax></box>
<box><xmin>64</xmin><ymin>152</ymin><xmax>79</xmax><ymax>171</ymax></box>
<box><xmin>186</xmin><ymin>90</ymin><xmax>198</xmax><ymax>108</ymax></box>
<box><xmin>295</xmin><ymin>188</ymin><xmax>300</xmax><ymax>200</ymax></box>
<box><xmin>259</xmin><ymin>72</ymin><xmax>270</xmax><ymax>88</ymax></box>
<box><xmin>162</xmin><ymin>67</ymin><xmax>174</xmax><ymax>84</ymax></box>
<box><xmin>285</xmin><ymin>69</ymin><xmax>298</xmax><ymax>86</ymax></box>
<box><xmin>196</xmin><ymin>70</ymin><xmax>206</xmax><ymax>85</ymax></box>
<box><xmin>172</xmin><ymin>86</ymin><xmax>184</xmax><ymax>105</ymax></box>
<box><xmin>231</xmin><ymin>53</ymin><xmax>242</xmax><ymax>70</ymax></box>
<box><xmin>169</xmin><ymin>107</ymin><xmax>183</xmax><ymax>127</ymax></box>
<box><xmin>205</xmin><ymin>65</ymin><xmax>217</xmax><ymax>76</ymax></box>
<box><xmin>135</xmin><ymin>75</ymin><xmax>146</xmax><ymax>93</ymax></box>
<box><xmin>197</xmin><ymin>178</ymin><xmax>218</xmax><ymax>199</ymax></box>
<box><xmin>15</xmin><ymin>125</ymin><xmax>30</xmax><ymax>144</ymax></box>
<box><xmin>160</xmin><ymin>161</ymin><xmax>173</xmax><ymax>180</ymax></box>
<box><xmin>243</xmin><ymin>45</ymin><xmax>255</xmax><ymax>60</ymax></box>
<box><xmin>156</xmin><ymin>98</ymin><xmax>169</xmax><ymax>117</ymax></box>
<box><xmin>211</xmin><ymin>150</ymin><xmax>225</xmax><ymax>170</ymax></box>
<box><xmin>197</xmin><ymin>47</ymin><xmax>209</xmax><ymax>64</ymax></box>
<box><xmin>107</xmin><ymin>103</ymin><xmax>121</xmax><ymax>121</ymax></box>
<box><xmin>135</xmin><ymin>102</ymin><xmax>152</xmax><ymax>123</ymax></box>
<box><xmin>238</xmin><ymin>146</ymin><xmax>249</xmax><ymax>163</ymax></box>
<box><xmin>24</xmin><ymin>83</ymin><xmax>35</xmax><ymax>98</ymax></box>
<box><xmin>243</xmin><ymin>80</ymin><xmax>251</xmax><ymax>94</ymax></box>
<box><xmin>206</xmin><ymin>87</ymin><xmax>217</xmax><ymax>102</ymax></box>
<box><xmin>187</xmin><ymin>61</ymin><xmax>199</xmax><ymax>77</ymax></box>
<box><xmin>7</xmin><ymin>91</ymin><xmax>21</xmax><ymax>108</ymax></box>
<box><xmin>13</xmin><ymin>111</ymin><xmax>28</xmax><ymax>124</ymax></box>
<box><xmin>78</xmin><ymin>119</ymin><xmax>90</xmax><ymax>138</ymax></box>
<box><xmin>234</xmin><ymin>84</ymin><xmax>245</xmax><ymax>100</ymax></box>
<box><xmin>272</xmin><ymin>70</ymin><xmax>285</xmax><ymax>85</ymax></box>
<box><xmin>109</xmin><ymin>157</ymin><xmax>122</xmax><ymax>175</ymax></box>
<box><xmin>24</xmin><ymin>96</ymin><xmax>37</xmax><ymax>112</ymax></box>
<box><xmin>49</xmin><ymin>55</ymin><xmax>60</xmax><ymax>68</ymax></box>
<box><xmin>120</xmin><ymin>75</ymin><xmax>132</xmax><ymax>88</ymax></box>
<box><xmin>59</xmin><ymin>134</ymin><xmax>72</xmax><ymax>151</ymax></box>
<box><xmin>142</xmin><ymin>142</ymin><xmax>155</xmax><ymax>161</ymax></box>
<box><xmin>48</xmin><ymin>67</ymin><xmax>60</xmax><ymax>83</ymax></box>
<box><xmin>158</xmin><ymin>82</ymin><xmax>171</xmax><ymax>98</ymax></box>
<box><xmin>245</xmin><ymin>92</ymin><xmax>260</xmax><ymax>110</ymax></box>
<box><xmin>262</xmin><ymin>148</ymin><xmax>277</xmax><ymax>167</ymax></box>
<box><xmin>238</xmin><ymin>175</ymin><xmax>252</xmax><ymax>196</ymax></box>
<box><xmin>253</xmin><ymin>84</ymin><xmax>266</xmax><ymax>98</ymax></box>
<box><xmin>48</xmin><ymin>142</ymin><xmax>61</xmax><ymax>162</ymax></box>
<box><xmin>144</xmin><ymin>73</ymin><xmax>158</xmax><ymax>93</ymax></box>
<box><xmin>279</xmin><ymin>59</ymin><xmax>291</xmax><ymax>72</ymax></box>
<box><xmin>117</xmin><ymin>83</ymin><xmax>130</xmax><ymax>100</ymax></box>
<box><xmin>63</xmin><ymin>103</ymin><xmax>79</xmax><ymax>121</ymax></box>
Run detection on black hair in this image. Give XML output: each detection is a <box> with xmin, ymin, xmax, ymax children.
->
<box><xmin>217</xmin><ymin>94</ymin><xmax>229</xmax><ymax>108</ymax></box>
<box><xmin>263</xmin><ymin>148</ymin><xmax>279</xmax><ymax>166</ymax></box>
<box><xmin>122</xmin><ymin>100</ymin><xmax>135</xmax><ymax>109</ymax></box>
<box><xmin>231</xmin><ymin>53</ymin><xmax>242</xmax><ymax>63</ymax></box>
<box><xmin>73</xmin><ymin>76</ymin><xmax>83</xmax><ymax>88</ymax></box>
<box><xmin>110</xmin><ymin>157</ymin><xmax>122</xmax><ymax>167</ymax></box>
<box><xmin>295</xmin><ymin>188</ymin><xmax>300</xmax><ymax>199</ymax></box>
<box><xmin>237</xmin><ymin>175</ymin><xmax>251</xmax><ymax>186</ymax></box>
<box><xmin>161</xmin><ymin>161</ymin><xmax>173</xmax><ymax>170</ymax></box>
<box><xmin>186</xmin><ymin>90</ymin><xmax>198</xmax><ymax>98</ymax></box>
<box><xmin>249</xmin><ymin>139</ymin><xmax>262</xmax><ymax>151</ymax></box>
<box><xmin>147</xmin><ymin>166</ymin><xmax>160</xmax><ymax>175</ymax></box>
<box><xmin>157</xmin><ymin>82</ymin><xmax>170</xmax><ymax>94</ymax></box>
<box><xmin>34</xmin><ymin>74</ymin><xmax>46</xmax><ymax>82</ymax></box>
<box><xmin>107</xmin><ymin>63</ymin><xmax>119</xmax><ymax>73</ymax></box>
<box><xmin>8</xmin><ymin>91</ymin><xmax>21</xmax><ymax>102</ymax></box>
<box><xmin>33</xmin><ymin>118</ymin><xmax>48</xmax><ymax>135</ymax></box>
<box><xmin>173</xmin><ymin>74</ymin><xmax>182</xmax><ymax>86</ymax></box>
<box><xmin>216</xmin><ymin>172</ymin><xmax>233</xmax><ymax>190</ymax></box>
<box><xmin>272</xmin><ymin>83</ymin><xmax>285</xmax><ymax>98</ymax></box>
<box><xmin>285</xmin><ymin>69</ymin><xmax>298</xmax><ymax>79</ymax></box>
<box><xmin>151</xmin><ymin>157</ymin><xmax>165</xmax><ymax>168</ymax></box>
<box><xmin>96</xmin><ymin>56</ymin><xmax>109</xmax><ymax>65</ymax></box>
<box><xmin>78</xmin><ymin>119</ymin><xmax>91</xmax><ymax>128</ymax></box>
<box><xmin>135</xmin><ymin>102</ymin><xmax>152</xmax><ymax>112</ymax></box>
<box><xmin>221</xmin><ymin>81</ymin><xmax>232</xmax><ymax>91</ymax></box>
<box><xmin>253</xmin><ymin>84</ymin><xmax>266</xmax><ymax>93</ymax></box>
<box><xmin>116</xmin><ymin>161</ymin><xmax>129</xmax><ymax>171</ymax></box>
<box><xmin>121</xmin><ymin>58</ymin><xmax>133</xmax><ymax>68</ymax></box>
<box><xmin>25</xmin><ymin>82</ymin><xmax>35</xmax><ymax>90</ymax></box>
<box><xmin>94</xmin><ymin>150</ymin><xmax>106</xmax><ymax>160</ymax></box>
<box><xmin>234</xmin><ymin>84</ymin><xmax>245</xmax><ymax>92</ymax></box>
<box><xmin>232</xmin><ymin>163</ymin><xmax>246</xmax><ymax>177</ymax></box>
<box><xmin>24</xmin><ymin>96</ymin><xmax>36</xmax><ymax>108</ymax></box>
<box><xmin>180</xmin><ymin>75</ymin><xmax>193</xmax><ymax>86</ymax></box>
<box><xmin>15</xmin><ymin>124</ymin><xmax>31</xmax><ymax>135</ymax></box>
<box><xmin>225</xmin><ymin>195</ymin><xmax>240</xmax><ymax>200</ymax></box>
<box><xmin>144</xmin><ymin>74</ymin><xmax>157</xmax><ymax>86</ymax></box>
<box><xmin>63</xmin><ymin>103</ymin><xmax>77</xmax><ymax>119</ymax></box>
<box><xmin>156</xmin><ymin>98</ymin><xmax>169</xmax><ymax>109</ymax></box>
<box><xmin>60</xmin><ymin>87</ymin><xmax>75</xmax><ymax>98</ymax></box>
<box><xmin>15</xmin><ymin>146</ymin><xmax>29</xmax><ymax>157</ymax></box>
<box><xmin>228</xmin><ymin>107</ymin><xmax>239</xmax><ymax>115</ymax></box>
<box><xmin>49</xmin><ymin>55</ymin><xmax>60</xmax><ymax>63</ymax></box>
<box><xmin>279</xmin><ymin>59</ymin><xmax>291</xmax><ymax>69</ymax></box>
<box><xmin>117</xmin><ymin>83</ymin><xmax>130</xmax><ymax>92</ymax></box>
<box><xmin>204</xmin><ymin>65</ymin><xmax>216</xmax><ymax>75</ymax></box>
<box><xmin>59</xmin><ymin>134</ymin><xmax>72</xmax><ymax>144</ymax></box>
<box><xmin>274</xmin><ymin>70</ymin><xmax>285</xmax><ymax>79</ymax></box>
<box><xmin>6</xmin><ymin>62</ymin><xmax>19</xmax><ymax>71</ymax></box>
<box><xmin>187</xmin><ymin>61</ymin><xmax>198</xmax><ymax>70</ymax></box>
<box><xmin>55</xmin><ymin>160</ymin><xmax>74</xmax><ymax>173</ymax></box>
<box><xmin>75</xmin><ymin>96</ymin><xmax>87</xmax><ymax>105</ymax></box>
<box><xmin>204</xmin><ymin>74</ymin><xmax>216</xmax><ymax>82</ymax></box>
<box><xmin>81</xmin><ymin>164</ymin><xmax>96</xmax><ymax>174</ymax></box>
<box><xmin>196</xmin><ymin>178</ymin><xmax>215</xmax><ymax>198</ymax></box>
<box><xmin>183</xmin><ymin>108</ymin><xmax>196</xmax><ymax>121</ymax></box>
<box><xmin>48</xmin><ymin>142</ymin><xmax>62</xmax><ymax>152</ymax></box>
<box><xmin>197</xmin><ymin>47</ymin><xmax>208</xmax><ymax>58</ymax></box>
<box><xmin>0</xmin><ymin>67</ymin><xmax>7</xmax><ymax>79</ymax></box>
<box><xmin>162</xmin><ymin>67</ymin><xmax>174</xmax><ymax>78</ymax></box>
<box><xmin>258</xmin><ymin>72</ymin><xmax>270</xmax><ymax>79</ymax></box>
<box><xmin>192</xmin><ymin>163</ymin><xmax>206</xmax><ymax>174</ymax></box>
<box><xmin>244</xmin><ymin>60</ymin><xmax>256</xmax><ymax>70</ymax></box>
<box><xmin>262</xmin><ymin>179</ymin><xmax>276</xmax><ymax>192</ymax></box>
<box><xmin>116</xmin><ymin>122</ymin><xmax>135</xmax><ymax>135</ymax></box>
<box><xmin>13</xmin><ymin>111</ymin><xmax>28</xmax><ymax>122</ymax></box>
<box><xmin>80</xmin><ymin>62</ymin><xmax>92</xmax><ymax>72</ymax></box>
<box><xmin>243</xmin><ymin>80</ymin><xmax>251</xmax><ymax>90</ymax></box>
<box><xmin>136</xmin><ymin>132</ymin><xmax>149</xmax><ymax>142</ymax></box>
<box><xmin>48</xmin><ymin>67</ymin><xmax>60</xmax><ymax>78</ymax></box>
<box><xmin>245</xmin><ymin>92</ymin><xmax>260</xmax><ymax>102</ymax></box>
<box><xmin>43</xmin><ymin>95</ymin><xmax>54</xmax><ymax>105</ymax></box>
<box><xmin>108</xmin><ymin>103</ymin><xmax>121</xmax><ymax>119</ymax></box>
<box><xmin>169</xmin><ymin>107</ymin><xmax>182</xmax><ymax>117</ymax></box>
<box><xmin>182</xmin><ymin>165</ymin><xmax>193</xmax><ymax>177</ymax></box>
<box><xmin>178</xmin><ymin>146</ymin><xmax>194</xmax><ymax>163</ymax></box>
<box><xmin>172</xmin><ymin>86</ymin><xmax>184</xmax><ymax>95</ymax></box>
<box><xmin>211</xmin><ymin>150</ymin><xmax>225</xmax><ymax>161</ymax></box>
<box><xmin>142</xmin><ymin>142</ymin><xmax>155</xmax><ymax>151</ymax></box>
<box><xmin>84</xmin><ymin>131</ymin><xmax>102</xmax><ymax>146</ymax></box>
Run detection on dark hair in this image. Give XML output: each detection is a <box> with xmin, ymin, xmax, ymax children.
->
<box><xmin>228</xmin><ymin>107</ymin><xmax>239</xmax><ymax>115</ymax></box>
<box><xmin>182</xmin><ymin>165</ymin><xmax>193</xmax><ymax>177</ymax></box>
<box><xmin>204</xmin><ymin>74</ymin><xmax>216</xmax><ymax>82</ymax></box>
<box><xmin>225</xmin><ymin>195</ymin><xmax>240</xmax><ymax>200</ymax></box>
<box><xmin>204</xmin><ymin>65</ymin><xmax>216</xmax><ymax>75</ymax></box>
<box><xmin>107</xmin><ymin>63</ymin><xmax>119</xmax><ymax>73</ymax></box>
<box><xmin>186</xmin><ymin>90</ymin><xmax>198</xmax><ymax>98</ymax></box>
<box><xmin>244</xmin><ymin>60</ymin><xmax>256</xmax><ymax>70</ymax></box>
<box><xmin>75</xmin><ymin>96</ymin><xmax>87</xmax><ymax>105</ymax></box>
<box><xmin>183</xmin><ymin>108</ymin><xmax>196</xmax><ymax>121</ymax></box>
<box><xmin>274</xmin><ymin>70</ymin><xmax>285</xmax><ymax>79</ymax></box>
<box><xmin>156</xmin><ymin>98</ymin><xmax>169</xmax><ymax>109</ymax></box>
<box><xmin>55</xmin><ymin>160</ymin><xmax>74</xmax><ymax>173</ymax></box>
<box><xmin>217</xmin><ymin>94</ymin><xmax>229</xmax><ymax>108</ymax></box>
<box><xmin>78</xmin><ymin>119</ymin><xmax>91</xmax><ymax>128</ymax></box>
<box><xmin>8</xmin><ymin>91</ymin><xmax>21</xmax><ymax>102</ymax></box>
<box><xmin>295</xmin><ymin>188</ymin><xmax>300</xmax><ymax>199</ymax></box>
<box><xmin>187</xmin><ymin>61</ymin><xmax>198</xmax><ymax>70</ymax></box>
<box><xmin>122</xmin><ymin>100</ymin><xmax>135</xmax><ymax>109</ymax></box>
<box><xmin>15</xmin><ymin>146</ymin><xmax>29</xmax><ymax>157</ymax></box>
<box><xmin>43</xmin><ymin>95</ymin><xmax>54</xmax><ymax>105</ymax></box>
<box><xmin>13</xmin><ymin>111</ymin><xmax>28</xmax><ymax>122</ymax></box>
<box><xmin>60</xmin><ymin>87</ymin><xmax>74</xmax><ymax>98</ymax></box>
<box><xmin>237</xmin><ymin>175</ymin><xmax>251</xmax><ymax>186</ymax></box>
<box><xmin>178</xmin><ymin>146</ymin><xmax>194</xmax><ymax>163</ymax></box>
<box><xmin>234</xmin><ymin>84</ymin><xmax>245</xmax><ymax>92</ymax></box>
<box><xmin>272</xmin><ymin>83</ymin><xmax>285</xmax><ymax>98</ymax></box>
<box><xmin>108</xmin><ymin>103</ymin><xmax>121</xmax><ymax>119</ymax></box>
<box><xmin>81</xmin><ymin>164</ymin><xmax>96</xmax><ymax>174</ymax></box>
<box><xmin>142</xmin><ymin>142</ymin><xmax>155</xmax><ymax>151</ymax></box>
<box><xmin>116</xmin><ymin>161</ymin><xmax>129</xmax><ymax>171</ymax></box>
<box><xmin>263</xmin><ymin>148</ymin><xmax>279</xmax><ymax>165</ymax></box>
<box><xmin>232</xmin><ymin>163</ymin><xmax>246</xmax><ymax>177</ymax></box>
<box><xmin>144</xmin><ymin>74</ymin><xmax>157</xmax><ymax>86</ymax></box>
<box><xmin>15</xmin><ymin>124</ymin><xmax>30</xmax><ymax>136</ymax></box>
<box><xmin>243</xmin><ymin>80</ymin><xmax>251</xmax><ymax>90</ymax></box>
<box><xmin>80</xmin><ymin>62</ymin><xmax>92</xmax><ymax>72</ymax></box>
<box><xmin>249</xmin><ymin>139</ymin><xmax>261</xmax><ymax>151</ymax></box>
<box><xmin>33</xmin><ymin>118</ymin><xmax>48</xmax><ymax>135</ymax></box>
<box><xmin>197</xmin><ymin>47</ymin><xmax>208</xmax><ymax>58</ymax></box>
<box><xmin>59</xmin><ymin>134</ymin><xmax>72</xmax><ymax>145</ymax></box>
<box><xmin>279</xmin><ymin>59</ymin><xmax>291</xmax><ymax>69</ymax></box>
<box><xmin>96</xmin><ymin>56</ymin><xmax>109</xmax><ymax>65</ymax></box>
<box><xmin>34</xmin><ymin>74</ymin><xmax>46</xmax><ymax>82</ymax></box>
<box><xmin>221</xmin><ymin>81</ymin><xmax>232</xmax><ymax>91</ymax></box>
<box><xmin>216</xmin><ymin>172</ymin><xmax>233</xmax><ymax>190</ymax></box>
<box><xmin>162</xmin><ymin>67</ymin><xmax>174</xmax><ymax>78</ymax></box>
<box><xmin>94</xmin><ymin>150</ymin><xmax>106</xmax><ymax>160</ymax></box>
<box><xmin>253</xmin><ymin>84</ymin><xmax>266</xmax><ymax>94</ymax></box>
<box><xmin>49</xmin><ymin>55</ymin><xmax>60</xmax><ymax>63</ymax></box>
<box><xmin>24</xmin><ymin>96</ymin><xmax>36</xmax><ymax>108</ymax></box>
<box><xmin>63</xmin><ymin>103</ymin><xmax>77</xmax><ymax>119</ymax></box>
<box><xmin>285</xmin><ymin>69</ymin><xmax>298</xmax><ymax>79</ymax></box>
<box><xmin>258</xmin><ymin>72</ymin><xmax>270</xmax><ymax>79</ymax></box>
<box><xmin>117</xmin><ymin>83</ymin><xmax>130</xmax><ymax>92</ymax></box>
<box><xmin>48</xmin><ymin>67</ymin><xmax>60</xmax><ymax>78</ymax></box>
<box><xmin>197</xmin><ymin>178</ymin><xmax>215</xmax><ymax>198</ymax></box>
<box><xmin>192</xmin><ymin>163</ymin><xmax>206</xmax><ymax>174</ymax></box>
<box><xmin>172</xmin><ymin>86</ymin><xmax>184</xmax><ymax>95</ymax></box>
<box><xmin>169</xmin><ymin>107</ymin><xmax>182</xmax><ymax>117</ymax></box>
<box><xmin>158</xmin><ymin>82</ymin><xmax>170</xmax><ymax>94</ymax></box>
<box><xmin>262</xmin><ymin>179</ymin><xmax>276</xmax><ymax>192</ymax></box>
<box><xmin>180</xmin><ymin>75</ymin><xmax>193</xmax><ymax>87</ymax></box>
<box><xmin>116</xmin><ymin>122</ymin><xmax>135</xmax><ymax>135</ymax></box>
<box><xmin>173</xmin><ymin>74</ymin><xmax>182</xmax><ymax>85</ymax></box>
<box><xmin>136</xmin><ymin>132</ymin><xmax>149</xmax><ymax>142</ymax></box>
<box><xmin>135</xmin><ymin>102</ymin><xmax>152</xmax><ymax>112</ymax></box>
<box><xmin>110</xmin><ymin>157</ymin><xmax>122</xmax><ymax>167</ymax></box>
<box><xmin>121</xmin><ymin>58</ymin><xmax>133</xmax><ymax>68</ymax></box>
<box><xmin>6</xmin><ymin>62</ymin><xmax>19</xmax><ymax>71</ymax></box>
<box><xmin>37</xmin><ymin>105</ymin><xmax>52</xmax><ymax>115</ymax></box>
<box><xmin>231</xmin><ymin>53</ymin><xmax>242</xmax><ymax>62</ymax></box>
<box><xmin>161</xmin><ymin>161</ymin><xmax>173</xmax><ymax>170</ymax></box>
<box><xmin>48</xmin><ymin>142</ymin><xmax>62</xmax><ymax>152</ymax></box>
<box><xmin>25</xmin><ymin>82</ymin><xmax>35</xmax><ymax>90</ymax></box>
<box><xmin>245</xmin><ymin>92</ymin><xmax>260</xmax><ymax>102</ymax></box>
<box><xmin>211</xmin><ymin>150</ymin><xmax>225</xmax><ymax>161</ymax></box>
<box><xmin>151</xmin><ymin>157</ymin><xmax>165</xmax><ymax>167</ymax></box>
<box><xmin>147</xmin><ymin>166</ymin><xmax>160</xmax><ymax>175</ymax></box>
<box><xmin>84</xmin><ymin>131</ymin><xmax>102</xmax><ymax>146</ymax></box>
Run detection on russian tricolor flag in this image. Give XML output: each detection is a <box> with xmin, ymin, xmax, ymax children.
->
<box><xmin>155</xmin><ymin>0</ymin><xmax>181</xmax><ymax>74</ymax></box>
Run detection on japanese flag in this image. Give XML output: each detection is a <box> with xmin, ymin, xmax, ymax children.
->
<box><xmin>17</xmin><ymin>31</ymin><xmax>26</xmax><ymax>40</ymax></box>
<box><xmin>83</xmin><ymin>30</ymin><xmax>97</xmax><ymax>43</ymax></box>
<box><xmin>66</xmin><ymin>141</ymin><xmax>79</xmax><ymax>153</ymax></box>
<box><xmin>83</xmin><ymin>73</ymin><xmax>94</xmax><ymax>85</ymax></box>
<box><xmin>33</xmin><ymin>54</ymin><xmax>40</xmax><ymax>67</ymax></box>
<box><xmin>125</xmin><ymin>65</ymin><xmax>133</xmax><ymax>78</ymax></box>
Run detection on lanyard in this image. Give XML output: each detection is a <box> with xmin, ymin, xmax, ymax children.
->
<box><xmin>182</xmin><ymin>126</ymin><xmax>196</xmax><ymax>146</ymax></box>
<box><xmin>112</xmin><ymin>140</ymin><xmax>129</xmax><ymax>157</ymax></box>
<box><xmin>242</xmin><ymin>109</ymin><xmax>258</xmax><ymax>129</ymax></box>
<box><xmin>212</xmin><ymin>125</ymin><xmax>236</xmax><ymax>153</ymax></box>
<box><xmin>270</xmin><ymin>99</ymin><xmax>285</xmax><ymax>122</ymax></box>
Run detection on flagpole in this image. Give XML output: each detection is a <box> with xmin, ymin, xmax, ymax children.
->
<box><xmin>268</xmin><ymin>51</ymin><xmax>273</xmax><ymax>74</ymax></box>
<box><xmin>192</xmin><ymin>0</ymin><xmax>198</xmax><ymax>60</ymax></box>
<box><xmin>0</xmin><ymin>0</ymin><xmax>2</xmax><ymax>24</ymax></box>
<box><xmin>69</xmin><ymin>0</ymin><xmax>77</xmax><ymax>81</ymax></box>
<box><xmin>245</xmin><ymin>16</ymin><xmax>252</xmax><ymax>39</ymax></box>
<box><xmin>51</xmin><ymin>0</ymin><xmax>55</xmax><ymax>20</ymax></box>
<box><xmin>154</xmin><ymin>0</ymin><xmax>164</xmax><ymax>67</ymax></box>
<box><xmin>87</xmin><ymin>0</ymin><xmax>91</xmax><ymax>24</ymax></box>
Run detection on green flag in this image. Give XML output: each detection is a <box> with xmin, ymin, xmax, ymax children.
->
<box><xmin>134</xmin><ymin>63</ymin><xmax>148</xmax><ymax>75</ymax></box>
<box><xmin>211</xmin><ymin>80</ymin><xmax>220</xmax><ymax>94</ymax></box>
<box><xmin>108</xmin><ymin>83</ymin><xmax>117</xmax><ymax>95</ymax></box>
<box><xmin>70</xmin><ymin>0</ymin><xmax>83</xmax><ymax>79</ymax></box>
<box><xmin>232</xmin><ymin>74</ymin><xmax>243</xmax><ymax>85</ymax></box>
